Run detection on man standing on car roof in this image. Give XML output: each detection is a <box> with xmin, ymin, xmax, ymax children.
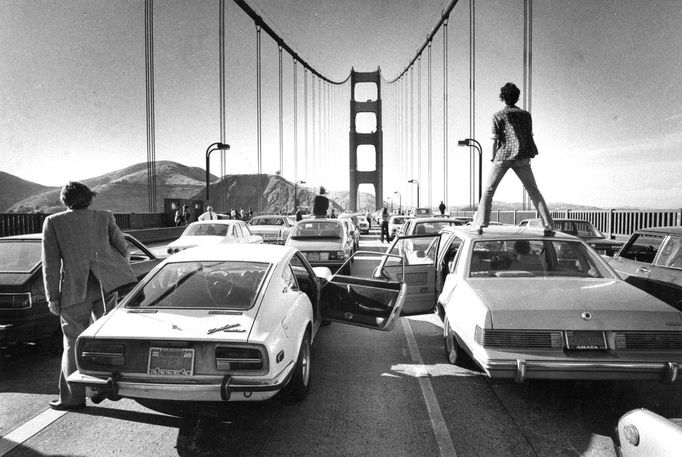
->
<box><xmin>471</xmin><ymin>82</ymin><xmax>554</xmax><ymax>236</ymax></box>
<box><xmin>42</xmin><ymin>181</ymin><xmax>137</xmax><ymax>411</ymax></box>
<box><xmin>312</xmin><ymin>186</ymin><xmax>329</xmax><ymax>219</ymax></box>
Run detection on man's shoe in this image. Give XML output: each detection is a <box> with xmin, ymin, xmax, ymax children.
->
<box><xmin>543</xmin><ymin>228</ymin><xmax>556</xmax><ymax>237</ymax></box>
<box><xmin>90</xmin><ymin>392</ymin><xmax>107</xmax><ymax>404</ymax></box>
<box><xmin>469</xmin><ymin>225</ymin><xmax>483</xmax><ymax>235</ymax></box>
<box><xmin>49</xmin><ymin>399</ymin><xmax>86</xmax><ymax>411</ymax></box>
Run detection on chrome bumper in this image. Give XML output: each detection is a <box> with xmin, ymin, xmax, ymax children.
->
<box><xmin>67</xmin><ymin>363</ymin><xmax>295</xmax><ymax>402</ymax></box>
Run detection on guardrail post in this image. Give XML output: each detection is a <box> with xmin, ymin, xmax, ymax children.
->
<box><xmin>608</xmin><ymin>208</ymin><xmax>614</xmax><ymax>239</ymax></box>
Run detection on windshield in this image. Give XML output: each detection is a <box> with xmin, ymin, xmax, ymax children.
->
<box><xmin>0</xmin><ymin>241</ymin><xmax>42</xmax><ymax>273</ymax></box>
<box><xmin>469</xmin><ymin>239</ymin><xmax>612</xmax><ymax>278</ymax></box>
<box><xmin>183</xmin><ymin>223</ymin><xmax>229</xmax><ymax>237</ymax></box>
<box><xmin>390</xmin><ymin>217</ymin><xmax>408</xmax><ymax>224</ymax></box>
<box><xmin>556</xmin><ymin>221</ymin><xmax>603</xmax><ymax>238</ymax></box>
<box><xmin>126</xmin><ymin>261</ymin><xmax>269</xmax><ymax>309</ymax></box>
<box><xmin>290</xmin><ymin>221</ymin><xmax>342</xmax><ymax>239</ymax></box>
<box><xmin>250</xmin><ymin>217</ymin><xmax>284</xmax><ymax>226</ymax></box>
<box><xmin>412</xmin><ymin>221</ymin><xmax>461</xmax><ymax>235</ymax></box>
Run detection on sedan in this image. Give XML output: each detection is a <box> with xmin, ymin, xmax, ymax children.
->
<box><xmin>285</xmin><ymin>219</ymin><xmax>354</xmax><ymax>275</ymax></box>
<box><xmin>0</xmin><ymin>233</ymin><xmax>160</xmax><ymax>347</ymax></box>
<box><xmin>381</xmin><ymin>226</ymin><xmax>682</xmax><ymax>382</ymax></box>
<box><xmin>248</xmin><ymin>215</ymin><xmax>295</xmax><ymax>245</ymax></box>
<box><xmin>606</xmin><ymin>226</ymin><xmax>682</xmax><ymax>310</ymax></box>
<box><xmin>388</xmin><ymin>215</ymin><xmax>413</xmax><ymax>241</ymax></box>
<box><xmin>67</xmin><ymin>244</ymin><xmax>406</xmax><ymax>413</ymax></box>
<box><xmin>166</xmin><ymin>220</ymin><xmax>263</xmax><ymax>255</ymax></box>
<box><xmin>523</xmin><ymin>218</ymin><xmax>623</xmax><ymax>256</ymax></box>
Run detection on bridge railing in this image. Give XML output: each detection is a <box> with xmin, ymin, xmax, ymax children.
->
<box><xmin>450</xmin><ymin>209</ymin><xmax>682</xmax><ymax>237</ymax></box>
<box><xmin>0</xmin><ymin>212</ymin><xmax>172</xmax><ymax>237</ymax></box>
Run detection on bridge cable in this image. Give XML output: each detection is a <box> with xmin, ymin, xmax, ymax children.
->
<box><xmin>418</xmin><ymin>56</ymin><xmax>422</xmax><ymax>201</ymax></box>
<box><xmin>443</xmin><ymin>19</ymin><xmax>449</xmax><ymax>208</ymax></box>
<box><xmin>312</xmin><ymin>75</ymin><xmax>316</xmax><ymax>185</ymax></box>
<box><xmin>144</xmin><ymin>0</ymin><xmax>157</xmax><ymax>213</ymax></box>
<box><xmin>279</xmin><ymin>45</ymin><xmax>284</xmax><ymax>178</ymax></box>
<box><xmin>304</xmin><ymin>69</ymin><xmax>308</xmax><ymax>182</ymax></box>
<box><xmin>469</xmin><ymin>0</ymin><xmax>476</xmax><ymax>208</ymax></box>
<box><xmin>428</xmin><ymin>42</ymin><xmax>433</xmax><ymax>208</ymax></box>
<box><xmin>293</xmin><ymin>60</ymin><xmax>298</xmax><ymax>182</ymax></box>
<box><xmin>220</xmin><ymin>0</ymin><xmax>226</xmax><ymax>181</ymax></box>
<box><xmin>410</xmin><ymin>65</ymin><xmax>415</xmax><ymax>206</ymax></box>
<box><xmin>256</xmin><ymin>24</ymin><xmax>262</xmax><ymax>212</ymax></box>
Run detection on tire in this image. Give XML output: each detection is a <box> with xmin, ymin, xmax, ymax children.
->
<box><xmin>281</xmin><ymin>331</ymin><xmax>312</xmax><ymax>402</ymax></box>
<box><xmin>443</xmin><ymin>316</ymin><xmax>464</xmax><ymax>365</ymax></box>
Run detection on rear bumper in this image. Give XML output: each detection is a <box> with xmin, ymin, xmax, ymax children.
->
<box><xmin>67</xmin><ymin>363</ymin><xmax>295</xmax><ymax>402</ymax></box>
<box><xmin>481</xmin><ymin>358</ymin><xmax>681</xmax><ymax>383</ymax></box>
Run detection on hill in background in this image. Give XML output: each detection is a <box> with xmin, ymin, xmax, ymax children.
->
<box><xmin>0</xmin><ymin>172</ymin><xmax>56</xmax><ymax>212</ymax></box>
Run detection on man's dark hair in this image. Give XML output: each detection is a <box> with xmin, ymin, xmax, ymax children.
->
<box><xmin>60</xmin><ymin>181</ymin><xmax>96</xmax><ymax>209</ymax></box>
<box><xmin>499</xmin><ymin>82</ymin><xmax>520</xmax><ymax>105</ymax></box>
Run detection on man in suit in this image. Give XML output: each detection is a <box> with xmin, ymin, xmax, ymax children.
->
<box><xmin>42</xmin><ymin>181</ymin><xmax>137</xmax><ymax>410</ymax></box>
<box><xmin>198</xmin><ymin>205</ymin><xmax>218</xmax><ymax>221</ymax></box>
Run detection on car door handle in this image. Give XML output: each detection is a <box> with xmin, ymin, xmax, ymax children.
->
<box><xmin>636</xmin><ymin>267</ymin><xmax>649</xmax><ymax>274</ymax></box>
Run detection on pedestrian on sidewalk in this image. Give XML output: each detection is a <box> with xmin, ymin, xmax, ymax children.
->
<box><xmin>471</xmin><ymin>82</ymin><xmax>554</xmax><ymax>235</ymax></box>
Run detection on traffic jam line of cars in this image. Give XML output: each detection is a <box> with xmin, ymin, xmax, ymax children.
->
<box><xmin>2</xmin><ymin>216</ymin><xmax>682</xmax><ymax>453</ymax></box>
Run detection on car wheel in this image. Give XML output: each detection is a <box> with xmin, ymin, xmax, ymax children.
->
<box><xmin>443</xmin><ymin>316</ymin><xmax>463</xmax><ymax>365</ymax></box>
<box><xmin>281</xmin><ymin>330</ymin><xmax>311</xmax><ymax>402</ymax></box>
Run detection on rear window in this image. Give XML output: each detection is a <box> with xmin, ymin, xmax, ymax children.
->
<box><xmin>413</xmin><ymin>221</ymin><xmax>462</xmax><ymax>234</ymax></box>
<box><xmin>250</xmin><ymin>218</ymin><xmax>284</xmax><ymax>226</ymax></box>
<box><xmin>619</xmin><ymin>233</ymin><xmax>664</xmax><ymax>264</ymax></box>
<box><xmin>183</xmin><ymin>223</ymin><xmax>229</xmax><ymax>237</ymax></box>
<box><xmin>290</xmin><ymin>221</ymin><xmax>342</xmax><ymax>239</ymax></box>
<box><xmin>0</xmin><ymin>241</ymin><xmax>42</xmax><ymax>273</ymax></box>
<box><xmin>126</xmin><ymin>261</ymin><xmax>270</xmax><ymax>310</ymax></box>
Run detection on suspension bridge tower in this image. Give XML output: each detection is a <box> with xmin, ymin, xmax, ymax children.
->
<box><xmin>349</xmin><ymin>68</ymin><xmax>383</xmax><ymax>211</ymax></box>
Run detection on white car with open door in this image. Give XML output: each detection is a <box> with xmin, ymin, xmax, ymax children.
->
<box><xmin>67</xmin><ymin>244</ymin><xmax>407</xmax><ymax>416</ymax></box>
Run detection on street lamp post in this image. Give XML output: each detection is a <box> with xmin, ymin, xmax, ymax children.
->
<box><xmin>387</xmin><ymin>196</ymin><xmax>393</xmax><ymax>212</ymax></box>
<box><xmin>393</xmin><ymin>191</ymin><xmax>402</xmax><ymax>214</ymax></box>
<box><xmin>457</xmin><ymin>138</ymin><xmax>482</xmax><ymax>204</ymax></box>
<box><xmin>294</xmin><ymin>180</ymin><xmax>306</xmax><ymax>211</ymax></box>
<box><xmin>408</xmin><ymin>179</ymin><xmax>420</xmax><ymax>209</ymax></box>
<box><xmin>205</xmin><ymin>142</ymin><xmax>230</xmax><ymax>203</ymax></box>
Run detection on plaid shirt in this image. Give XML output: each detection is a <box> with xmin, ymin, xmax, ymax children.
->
<box><xmin>491</xmin><ymin>105</ymin><xmax>538</xmax><ymax>161</ymax></box>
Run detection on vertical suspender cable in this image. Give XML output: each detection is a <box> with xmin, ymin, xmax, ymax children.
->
<box><xmin>418</xmin><ymin>56</ymin><xmax>422</xmax><ymax>197</ymax></box>
<box><xmin>522</xmin><ymin>0</ymin><xmax>532</xmax><ymax>210</ymax></box>
<box><xmin>293</xmin><ymin>60</ymin><xmax>298</xmax><ymax>182</ymax></box>
<box><xmin>219</xmin><ymin>0</ymin><xmax>226</xmax><ymax>181</ymax></box>
<box><xmin>428</xmin><ymin>42</ymin><xmax>432</xmax><ymax>208</ymax></box>
<box><xmin>443</xmin><ymin>19</ymin><xmax>449</xmax><ymax>208</ymax></box>
<box><xmin>312</xmin><ymin>75</ymin><xmax>316</xmax><ymax>184</ymax></box>
<box><xmin>278</xmin><ymin>46</ymin><xmax>283</xmax><ymax>177</ymax></box>
<box><xmin>144</xmin><ymin>0</ymin><xmax>156</xmax><ymax>212</ymax></box>
<box><xmin>469</xmin><ymin>0</ymin><xmax>476</xmax><ymax>207</ymax></box>
<box><xmin>304</xmin><ymin>69</ymin><xmax>308</xmax><ymax>181</ymax></box>
<box><xmin>410</xmin><ymin>65</ymin><xmax>414</xmax><ymax>206</ymax></box>
<box><xmin>256</xmin><ymin>25</ymin><xmax>262</xmax><ymax>212</ymax></box>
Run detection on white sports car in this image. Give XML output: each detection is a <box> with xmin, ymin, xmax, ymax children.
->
<box><xmin>380</xmin><ymin>226</ymin><xmax>682</xmax><ymax>383</ymax></box>
<box><xmin>68</xmin><ymin>244</ymin><xmax>406</xmax><ymax>414</ymax></box>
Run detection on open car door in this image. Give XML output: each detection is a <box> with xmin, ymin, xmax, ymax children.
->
<box><xmin>320</xmin><ymin>252</ymin><xmax>406</xmax><ymax>331</ymax></box>
<box><xmin>378</xmin><ymin>234</ymin><xmax>442</xmax><ymax>315</ymax></box>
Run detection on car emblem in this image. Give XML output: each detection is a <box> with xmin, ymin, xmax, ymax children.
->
<box><xmin>581</xmin><ymin>312</ymin><xmax>592</xmax><ymax>321</ymax></box>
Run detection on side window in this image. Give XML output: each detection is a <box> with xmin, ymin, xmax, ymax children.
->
<box><xmin>449</xmin><ymin>237</ymin><xmax>464</xmax><ymax>274</ymax></box>
<box><xmin>283</xmin><ymin>264</ymin><xmax>299</xmax><ymax>289</ymax></box>
<box><xmin>619</xmin><ymin>234</ymin><xmax>664</xmax><ymax>264</ymax></box>
<box><xmin>126</xmin><ymin>239</ymin><xmax>151</xmax><ymax>262</ymax></box>
<box><xmin>656</xmin><ymin>236</ymin><xmax>682</xmax><ymax>269</ymax></box>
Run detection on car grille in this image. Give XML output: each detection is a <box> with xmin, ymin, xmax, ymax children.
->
<box><xmin>475</xmin><ymin>326</ymin><xmax>563</xmax><ymax>349</ymax></box>
<box><xmin>614</xmin><ymin>332</ymin><xmax>682</xmax><ymax>351</ymax></box>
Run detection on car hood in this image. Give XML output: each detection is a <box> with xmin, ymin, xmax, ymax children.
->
<box><xmin>86</xmin><ymin>307</ymin><xmax>255</xmax><ymax>342</ymax></box>
<box><xmin>286</xmin><ymin>239</ymin><xmax>343</xmax><ymax>250</ymax></box>
<box><xmin>167</xmin><ymin>236</ymin><xmax>229</xmax><ymax>248</ymax></box>
<box><xmin>583</xmin><ymin>237</ymin><xmax>622</xmax><ymax>247</ymax></box>
<box><xmin>469</xmin><ymin>278</ymin><xmax>682</xmax><ymax>331</ymax></box>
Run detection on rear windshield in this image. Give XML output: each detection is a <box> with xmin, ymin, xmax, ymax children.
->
<box><xmin>126</xmin><ymin>261</ymin><xmax>269</xmax><ymax>310</ymax></box>
<box><xmin>250</xmin><ymin>218</ymin><xmax>285</xmax><ymax>226</ymax></box>
<box><xmin>413</xmin><ymin>221</ymin><xmax>462</xmax><ymax>234</ymax></box>
<box><xmin>469</xmin><ymin>239</ymin><xmax>611</xmax><ymax>279</ymax></box>
<box><xmin>183</xmin><ymin>223</ymin><xmax>229</xmax><ymax>237</ymax></box>
<box><xmin>0</xmin><ymin>241</ymin><xmax>42</xmax><ymax>273</ymax></box>
<box><xmin>290</xmin><ymin>221</ymin><xmax>342</xmax><ymax>239</ymax></box>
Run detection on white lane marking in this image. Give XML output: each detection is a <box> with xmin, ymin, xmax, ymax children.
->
<box><xmin>402</xmin><ymin>318</ymin><xmax>458</xmax><ymax>457</ymax></box>
<box><xmin>0</xmin><ymin>408</ymin><xmax>67</xmax><ymax>456</ymax></box>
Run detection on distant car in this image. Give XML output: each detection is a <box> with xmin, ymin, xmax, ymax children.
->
<box><xmin>338</xmin><ymin>217</ymin><xmax>360</xmax><ymax>254</ymax></box>
<box><xmin>414</xmin><ymin>208</ymin><xmax>433</xmax><ymax>218</ymax></box>
<box><xmin>397</xmin><ymin>217</ymin><xmax>465</xmax><ymax>253</ymax></box>
<box><xmin>285</xmin><ymin>219</ymin><xmax>355</xmax><ymax>275</ymax></box>
<box><xmin>381</xmin><ymin>226</ymin><xmax>682</xmax><ymax>382</ymax></box>
<box><xmin>388</xmin><ymin>215</ymin><xmax>414</xmax><ymax>241</ymax></box>
<box><xmin>357</xmin><ymin>218</ymin><xmax>370</xmax><ymax>234</ymax></box>
<box><xmin>613</xmin><ymin>408</ymin><xmax>682</xmax><ymax>456</ymax></box>
<box><xmin>68</xmin><ymin>244</ymin><xmax>406</xmax><ymax>412</ymax></box>
<box><xmin>606</xmin><ymin>226</ymin><xmax>682</xmax><ymax>310</ymax></box>
<box><xmin>523</xmin><ymin>218</ymin><xmax>623</xmax><ymax>256</ymax></box>
<box><xmin>0</xmin><ymin>233</ymin><xmax>160</xmax><ymax>348</ymax></box>
<box><xmin>166</xmin><ymin>220</ymin><xmax>263</xmax><ymax>255</ymax></box>
<box><xmin>248</xmin><ymin>215</ymin><xmax>295</xmax><ymax>245</ymax></box>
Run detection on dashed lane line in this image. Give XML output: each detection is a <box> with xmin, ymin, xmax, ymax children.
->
<box><xmin>402</xmin><ymin>318</ymin><xmax>458</xmax><ymax>457</ymax></box>
<box><xmin>0</xmin><ymin>408</ymin><xmax>67</xmax><ymax>456</ymax></box>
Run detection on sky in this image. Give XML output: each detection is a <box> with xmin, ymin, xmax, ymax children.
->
<box><xmin>1</xmin><ymin>0</ymin><xmax>681</xmax><ymax>209</ymax></box>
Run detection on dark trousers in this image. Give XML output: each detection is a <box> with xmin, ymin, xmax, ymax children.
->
<box><xmin>380</xmin><ymin>221</ymin><xmax>389</xmax><ymax>242</ymax></box>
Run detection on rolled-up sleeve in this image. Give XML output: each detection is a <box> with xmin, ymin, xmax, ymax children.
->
<box><xmin>41</xmin><ymin>217</ymin><xmax>62</xmax><ymax>303</ymax></box>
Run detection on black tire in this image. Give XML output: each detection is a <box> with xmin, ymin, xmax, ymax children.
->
<box><xmin>281</xmin><ymin>331</ymin><xmax>312</xmax><ymax>402</ymax></box>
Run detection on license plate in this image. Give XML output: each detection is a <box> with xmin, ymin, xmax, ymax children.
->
<box><xmin>307</xmin><ymin>252</ymin><xmax>320</xmax><ymax>261</ymax></box>
<box><xmin>148</xmin><ymin>347</ymin><xmax>195</xmax><ymax>375</ymax></box>
<box><xmin>565</xmin><ymin>331</ymin><xmax>607</xmax><ymax>350</ymax></box>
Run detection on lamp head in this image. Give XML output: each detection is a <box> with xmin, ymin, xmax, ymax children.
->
<box><xmin>457</xmin><ymin>139</ymin><xmax>469</xmax><ymax>147</ymax></box>
<box><xmin>217</xmin><ymin>143</ymin><xmax>230</xmax><ymax>150</ymax></box>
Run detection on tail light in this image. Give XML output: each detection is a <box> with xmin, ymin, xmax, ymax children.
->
<box><xmin>0</xmin><ymin>293</ymin><xmax>32</xmax><ymax>310</ymax></box>
<box><xmin>79</xmin><ymin>340</ymin><xmax>126</xmax><ymax>369</ymax></box>
<box><xmin>329</xmin><ymin>251</ymin><xmax>346</xmax><ymax>260</ymax></box>
<box><xmin>215</xmin><ymin>346</ymin><xmax>265</xmax><ymax>372</ymax></box>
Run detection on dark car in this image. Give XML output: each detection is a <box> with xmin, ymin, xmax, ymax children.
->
<box><xmin>0</xmin><ymin>233</ymin><xmax>161</xmax><ymax>347</ymax></box>
<box><xmin>524</xmin><ymin>218</ymin><xmax>623</xmax><ymax>256</ymax></box>
<box><xmin>606</xmin><ymin>226</ymin><xmax>682</xmax><ymax>310</ymax></box>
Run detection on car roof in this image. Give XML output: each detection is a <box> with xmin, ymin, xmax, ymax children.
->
<box><xmin>636</xmin><ymin>226</ymin><xmax>682</xmax><ymax>236</ymax></box>
<box><xmin>251</xmin><ymin>214</ymin><xmax>286</xmax><ymax>219</ymax></box>
<box><xmin>167</xmin><ymin>243</ymin><xmax>294</xmax><ymax>263</ymax></box>
<box><xmin>1</xmin><ymin>233</ymin><xmax>43</xmax><ymax>240</ymax></box>
<box><xmin>441</xmin><ymin>225</ymin><xmax>577</xmax><ymax>241</ymax></box>
<box><xmin>189</xmin><ymin>219</ymin><xmax>242</xmax><ymax>226</ymax></box>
